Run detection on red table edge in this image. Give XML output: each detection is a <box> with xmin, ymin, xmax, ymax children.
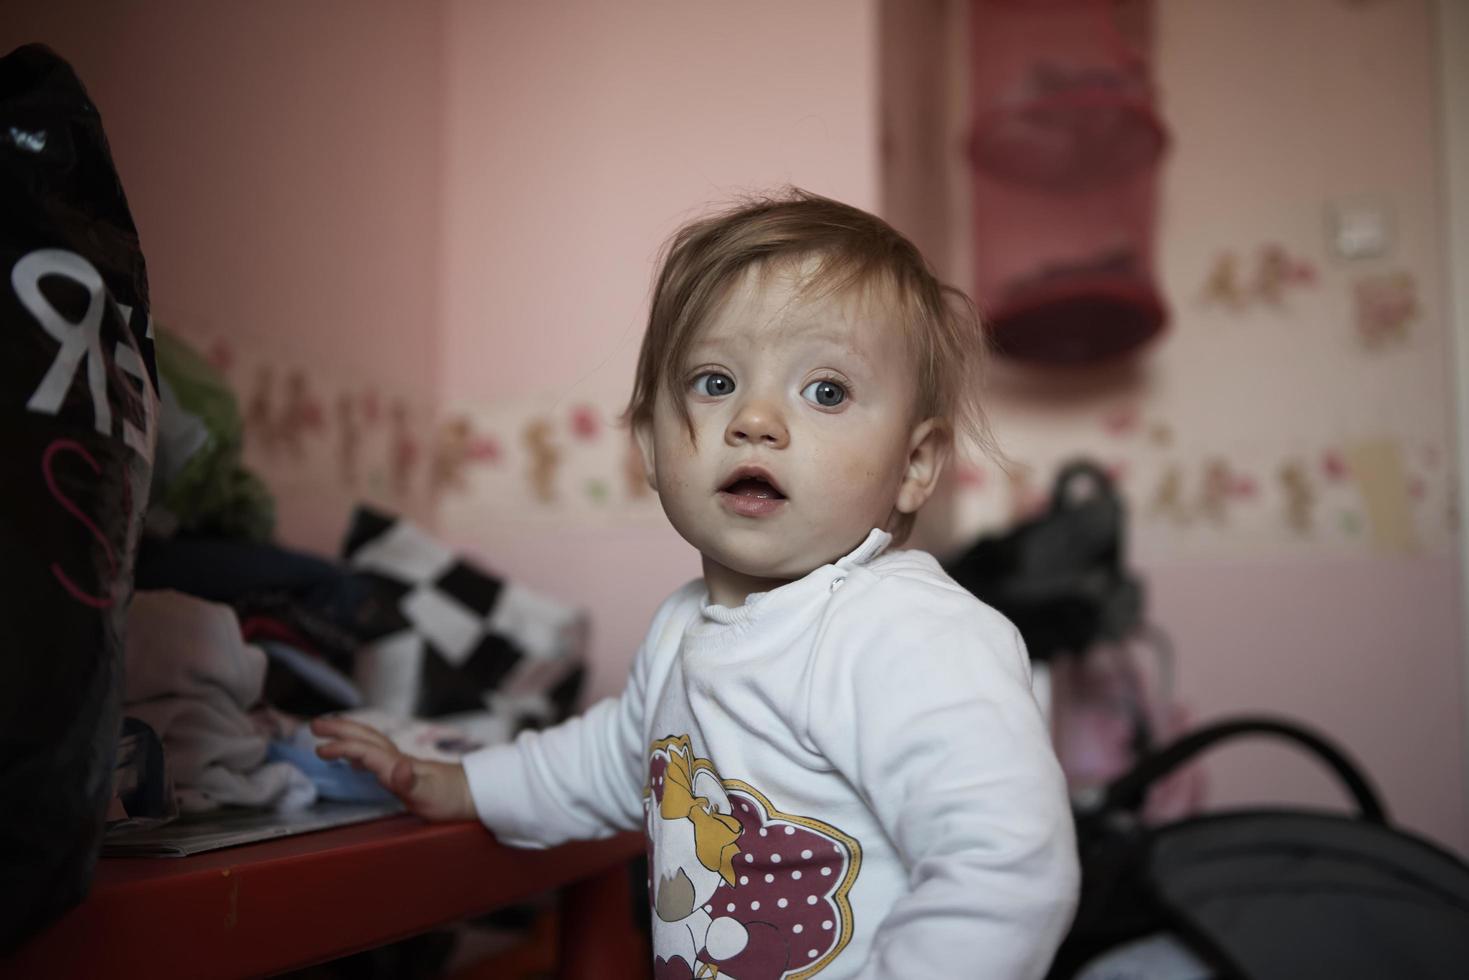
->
<box><xmin>2</xmin><ymin>816</ymin><xmax>646</xmax><ymax>979</ymax></box>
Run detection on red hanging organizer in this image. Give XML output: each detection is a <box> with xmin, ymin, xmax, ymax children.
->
<box><xmin>969</xmin><ymin>0</ymin><xmax>1169</xmax><ymax>363</ymax></box>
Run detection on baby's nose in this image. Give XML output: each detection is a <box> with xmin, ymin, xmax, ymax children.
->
<box><xmin>725</xmin><ymin>399</ymin><xmax>789</xmax><ymax>448</ymax></box>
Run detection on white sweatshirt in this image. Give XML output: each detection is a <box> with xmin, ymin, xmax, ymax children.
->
<box><xmin>462</xmin><ymin>529</ymin><xmax>1079</xmax><ymax>979</ymax></box>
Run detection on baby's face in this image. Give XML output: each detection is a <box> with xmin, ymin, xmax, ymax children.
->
<box><xmin>639</xmin><ymin>263</ymin><xmax>926</xmax><ymax>593</ymax></box>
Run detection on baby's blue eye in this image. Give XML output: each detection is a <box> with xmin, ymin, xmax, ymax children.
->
<box><xmin>693</xmin><ymin>372</ymin><xmax>736</xmax><ymax>397</ymax></box>
<box><xmin>801</xmin><ymin>379</ymin><xmax>846</xmax><ymax>407</ymax></box>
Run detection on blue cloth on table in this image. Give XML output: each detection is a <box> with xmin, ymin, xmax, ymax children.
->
<box><xmin>267</xmin><ymin>731</ymin><xmax>394</xmax><ymax>805</ymax></box>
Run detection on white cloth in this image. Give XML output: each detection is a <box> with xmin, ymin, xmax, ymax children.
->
<box><xmin>125</xmin><ymin>590</ymin><xmax>315</xmax><ymax>813</ymax></box>
<box><xmin>462</xmin><ymin>530</ymin><xmax>1079</xmax><ymax>979</ymax></box>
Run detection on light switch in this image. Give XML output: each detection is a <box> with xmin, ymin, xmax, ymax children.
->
<box><xmin>1328</xmin><ymin>197</ymin><xmax>1392</xmax><ymax>260</ymax></box>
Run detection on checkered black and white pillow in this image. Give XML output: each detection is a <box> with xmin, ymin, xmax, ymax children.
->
<box><xmin>340</xmin><ymin>508</ymin><xmax>586</xmax><ymax>736</ymax></box>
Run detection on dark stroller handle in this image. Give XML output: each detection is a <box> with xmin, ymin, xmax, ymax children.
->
<box><xmin>1101</xmin><ymin>716</ymin><xmax>1389</xmax><ymax>825</ymax></box>
<box><xmin>1049</xmin><ymin>460</ymin><xmax>1115</xmax><ymax>512</ymax></box>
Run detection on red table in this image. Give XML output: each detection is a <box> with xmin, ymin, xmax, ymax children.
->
<box><xmin>1</xmin><ymin>817</ymin><xmax>648</xmax><ymax>979</ymax></box>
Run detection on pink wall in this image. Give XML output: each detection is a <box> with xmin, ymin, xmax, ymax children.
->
<box><xmin>1</xmin><ymin>0</ymin><xmax>447</xmax><ymax>552</ymax></box>
<box><xmin>1129</xmin><ymin>0</ymin><xmax>1464</xmax><ymax>854</ymax></box>
<box><xmin>1148</xmin><ymin>0</ymin><xmax>1464</xmax><ymax>854</ymax></box>
<box><xmin>434</xmin><ymin>0</ymin><xmax>882</xmax><ymax>705</ymax></box>
<box><xmin>1146</xmin><ymin>554</ymin><xmax>1465</xmax><ymax>851</ymax></box>
<box><xmin>436</xmin><ymin>0</ymin><xmax>880</xmax><ymax>408</ymax></box>
<box><xmin>886</xmin><ymin>0</ymin><xmax>1465</xmax><ymax>852</ymax></box>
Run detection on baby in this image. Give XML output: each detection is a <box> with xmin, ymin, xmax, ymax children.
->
<box><xmin>314</xmin><ymin>190</ymin><xmax>1079</xmax><ymax>978</ymax></box>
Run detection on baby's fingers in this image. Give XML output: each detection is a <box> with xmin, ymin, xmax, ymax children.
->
<box><xmin>310</xmin><ymin>716</ymin><xmax>397</xmax><ymax>752</ymax></box>
<box><xmin>315</xmin><ymin>739</ymin><xmax>403</xmax><ymax>790</ymax></box>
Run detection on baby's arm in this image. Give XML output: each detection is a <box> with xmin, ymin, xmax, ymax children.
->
<box><xmin>456</xmin><ymin>583</ymin><xmax>699</xmax><ymax>847</ymax></box>
<box><xmin>460</xmin><ymin>692</ymin><xmax>647</xmax><ymax>846</ymax></box>
<box><xmin>309</xmin><ymin>700</ymin><xmax>643</xmax><ymax>842</ymax></box>
<box><xmin>315</xmin><ymin>584</ymin><xmax>691</xmax><ymax>845</ymax></box>
<box><xmin>311</xmin><ymin>716</ymin><xmax>475</xmax><ymax>822</ymax></box>
<box><xmin>311</xmin><ymin>671</ymin><xmax>648</xmax><ymax>842</ymax></box>
<box><xmin>808</xmin><ymin>590</ymin><xmax>1079</xmax><ymax>979</ymax></box>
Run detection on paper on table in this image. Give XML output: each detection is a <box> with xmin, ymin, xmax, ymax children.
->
<box><xmin>102</xmin><ymin>800</ymin><xmax>403</xmax><ymax>858</ymax></box>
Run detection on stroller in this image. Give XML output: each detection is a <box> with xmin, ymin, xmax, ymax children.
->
<box><xmin>947</xmin><ymin>461</ymin><xmax>1196</xmax><ymax>814</ymax></box>
<box><xmin>947</xmin><ymin>461</ymin><xmax>1469</xmax><ymax>979</ymax></box>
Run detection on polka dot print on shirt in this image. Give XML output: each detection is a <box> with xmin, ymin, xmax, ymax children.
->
<box><xmin>690</xmin><ymin>789</ymin><xmax>856</xmax><ymax>976</ymax></box>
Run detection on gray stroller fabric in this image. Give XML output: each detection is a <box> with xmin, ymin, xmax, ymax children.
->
<box><xmin>1151</xmin><ymin>811</ymin><xmax>1469</xmax><ymax>980</ymax></box>
<box><xmin>1049</xmin><ymin>718</ymin><xmax>1469</xmax><ymax>980</ymax></box>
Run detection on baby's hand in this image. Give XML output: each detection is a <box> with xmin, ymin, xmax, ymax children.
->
<box><xmin>310</xmin><ymin>716</ymin><xmax>476</xmax><ymax>823</ymax></box>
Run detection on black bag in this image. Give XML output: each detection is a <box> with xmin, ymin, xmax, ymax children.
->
<box><xmin>1049</xmin><ymin>718</ymin><xmax>1469</xmax><ymax>979</ymax></box>
<box><xmin>0</xmin><ymin>44</ymin><xmax>157</xmax><ymax>950</ymax></box>
<box><xmin>946</xmin><ymin>460</ymin><xmax>1143</xmax><ymax>662</ymax></box>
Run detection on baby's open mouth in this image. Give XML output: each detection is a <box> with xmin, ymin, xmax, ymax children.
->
<box><xmin>722</xmin><ymin>476</ymin><xmax>785</xmax><ymax>500</ymax></box>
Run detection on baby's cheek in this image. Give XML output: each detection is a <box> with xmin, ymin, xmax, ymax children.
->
<box><xmin>653</xmin><ymin>460</ymin><xmax>695</xmax><ymax>498</ymax></box>
<box><xmin>819</xmin><ymin>440</ymin><xmax>882</xmax><ymax>484</ymax></box>
<box><xmin>836</xmin><ymin>458</ymin><xmax>894</xmax><ymax>506</ymax></box>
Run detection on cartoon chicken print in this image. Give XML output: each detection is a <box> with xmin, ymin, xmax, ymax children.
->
<box><xmin>645</xmin><ymin>736</ymin><xmax>861</xmax><ymax>979</ymax></box>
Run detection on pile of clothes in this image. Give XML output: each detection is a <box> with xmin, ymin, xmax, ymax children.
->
<box><xmin>113</xmin><ymin>511</ymin><xmax>588</xmax><ymax>827</ymax></box>
<box><xmin>111</xmin><ymin>331</ymin><xmax>586</xmax><ymax>829</ymax></box>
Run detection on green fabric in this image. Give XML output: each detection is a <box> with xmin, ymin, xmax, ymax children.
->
<box><xmin>154</xmin><ymin>328</ymin><xmax>275</xmax><ymax>541</ymax></box>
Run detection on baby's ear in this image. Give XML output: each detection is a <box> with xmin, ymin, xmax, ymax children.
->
<box><xmin>632</xmin><ymin>422</ymin><xmax>658</xmax><ymax>491</ymax></box>
<box><xmin>895</xmin><ymin>418</ymin><xmax>950</xmax><ymax>515</ymax></box>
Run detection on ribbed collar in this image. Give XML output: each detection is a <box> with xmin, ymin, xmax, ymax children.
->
<box><xmin>697</xmin><ymin>528</ymin><xmax>893</xmax><ymax>630</ymax></box>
